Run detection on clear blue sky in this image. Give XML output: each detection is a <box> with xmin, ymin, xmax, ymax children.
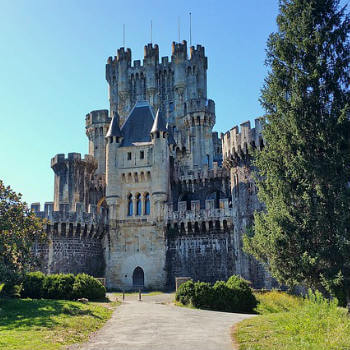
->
<box><xmin>0</xmin><ymin>0</ymin><xmax>281</xmax><ymax>206</ymax></box>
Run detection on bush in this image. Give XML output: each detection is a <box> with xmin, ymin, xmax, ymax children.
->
<box><xmin>19</xmin><ymin>272</ymin><xmax>105</xmax><ymax>301</ymax></box>
<box><xmin>21</xmin><ymin>271</ymin><xmax>45</xmax><ymax>299</ymax></box>
<box><xmin>43</xmin><ymin>274</ymin><xmax>75</xmax><ymax>300</ymax></box>
<box><xmin>175</xmin><ymin>275</ymin><xmax>257</xmax><ymax>313</ymax></box>
<box><xmin>192</xmin><ymin>282</ymin><xmax>214</xmax><ymax>309</ymax></box>
<box><xmin>175</xmin><ymin>280</ymin><xmax>195</xmax><ymax>305</ymax></box>
<box><xmin>73</xmin><ymin>273</ymin><xmax>106</xmax><ymax>300</ymax></box>
<box><xmin>226</xmin><ymin>275</ymin><xmax>257</xmax><ymax>313</ymax></box>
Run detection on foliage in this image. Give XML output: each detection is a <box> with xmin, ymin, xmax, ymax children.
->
<box><xmin>73</xmin><ymin>273</ymin><xmax>106</xmax><ymax>300</ymax></box>
<box><xmin>21</xmin><ymin>272</ymin><xmax>106</xmax><ymax>300</ymax></box>
<box><xmin>0</xmin><ymin>180</ymin><xmax>46</xmax><ymax>288</ymax></box>
<box><xmin>0</xmin><ymin>297</ymin><xmax>117</xmax><ymax>350</ymax></box>
<box><xmin>255</xmin><ymin>290</ymin><xmax>304</xmax><ymax>314</ymax></box>
<box><xmin>175</xmin><ymin>275</ymin><xmax>257</xmax><ymax>313</ymax></box>
<box><xmin>175</xmin><ymin>279</ymin><xmax>195</xmax><ymax>305</ymax></box>
<box><xmin>235</xmin><ymin>290</ymin><xmax>350</xmax><ymax>349</ymax></box>
<box><xmin>21</xmin><ymin>271</ymin><xmax>46</xmax><ymax>299</ymax></box>
<box><xmin>192</xmin><ymin>282</ymin><xmax>215</xmax><ymax>309</ymax></box>
<box><xmin>43</xmin><ymin>273</ymin><xmax>75</xmax><ymax>300</ymax></box>
<box><xmin>244</xmin><ymin>0</ymin><xmax>350</xmax><ymax>305</ymax></box>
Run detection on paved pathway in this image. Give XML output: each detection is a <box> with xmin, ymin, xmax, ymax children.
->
<box><xmin>72</xmin><ymin>293</ymin><xmax>253</xmax><ymax>350</ymax></box>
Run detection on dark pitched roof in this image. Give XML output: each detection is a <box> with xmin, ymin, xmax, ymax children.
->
<box><xmin>150</xmin><ymin>109</ymin><xmax>167</xmax><ymax>134</ymax></box>
<box><xmin>120</xmin><ymin>101</ymin><xmax>155</xmax><ymax>147</ymax></box>
<box><xmin>105</xmin><ymin>112</ymin><xmax>122</xmax><ymax>138</ymax></box>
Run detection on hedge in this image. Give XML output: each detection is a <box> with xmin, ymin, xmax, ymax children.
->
<box><xmin>21</xmin><ymin>272</ymin><xmax>106</xmax><ymax>300</ymax></box>
<box><xmin>175</xmin><ymin>275</ymin><xmax>257</xmax><ymax>313</ymax></box>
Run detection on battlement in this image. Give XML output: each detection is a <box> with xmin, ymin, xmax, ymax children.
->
<box><xmin>31</xmin><ymin>202</ymin><xmax>108</xmax><ymax>238</ymax></box>
<box><xmin>51</xmin><ymin>153</ymin><xmax>96</xmax><ymax>170</ymax></box>
<box><xmin>117</xmin><ymin>47</ymin><xmax>132</xmax><ymax>63</ymax></box>
<box><xmin>166</xmin><ymin>199</ymin><xmax>232</xmax><ymax>232</ymax></box>
<box><xmin>184</xmin><ymin>98</ymin><xmax>215</xmax><ymax>116</ymax></box>
<box><xmin>144</xmin><ymin>43</ymin><xmax>159</xmax><ymax>62</ymax></box>
<box><xmin>222</xmin><ymin>118</ymin><xmax>265</xmax><ymax>161</ymax></box>
<box><xmin>173</xmin><ymin>161</ymin><xmax>229</xmax><ymax>183</ymax></box>
<box><xmin>190</xmin><ymin>44</ymin><xmax>205</xmax><ymax>59</ymax></box>
<box><xmin>85</xmin><ymin>109</ymin><xmax>110</xmax><ymax>126</ymax></box>
<box><xmin>171</xmin><ymin>40</ymin><xmax>188</xmax><ymax>60</ymax></box>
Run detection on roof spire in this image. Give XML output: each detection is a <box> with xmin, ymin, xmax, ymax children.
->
<box><xmin>151</xmin><ymin>108</ymin><xmax>167</xmax><ymax>135</ymax></box>
<box><xmin>106</xmin><ymin>111</ymin><xmax>122</xmax><ymax>138</ymax></box>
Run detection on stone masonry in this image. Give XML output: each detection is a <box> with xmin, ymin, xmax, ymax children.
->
<box><xmin>32</xmin><ymin>40</ymin><xmax>275</xmax><ymax>290</ymax></box>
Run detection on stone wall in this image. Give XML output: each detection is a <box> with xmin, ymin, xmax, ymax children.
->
<box><xmin>35</xmin><ymin>233</ymin><xmax>104</xmax><ymax>277</ymax></box>
<box><xmin>165</xmin><ymin>231</ymin><xmax>235</xmax><ymax>289</ymax></box>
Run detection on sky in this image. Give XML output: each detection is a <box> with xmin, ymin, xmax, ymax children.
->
<box><xmin>0</xmin><ymin>0</ymin><xmax>282</xmax><ymax>206</ymax></box>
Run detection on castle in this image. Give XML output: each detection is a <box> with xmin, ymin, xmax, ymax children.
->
<box><xmin>32</xmin><ymin>40</ymin><xmax>275</xmax><ymax>290</ymax></box>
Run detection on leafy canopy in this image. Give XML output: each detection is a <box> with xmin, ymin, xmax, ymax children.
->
<box><xmin>244</xmin><ymin>0</ymin><xmax>350</xmax><ymax>303</ymax></box>
<box><xmin>0</xmin><ymin>180</ymin><xmax>46</xmax><ymax>286</ymax></box>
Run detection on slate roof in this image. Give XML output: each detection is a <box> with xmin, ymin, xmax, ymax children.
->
<box><xmin>120</xmin><ymin>101</ymin><xmax>155</xmax><ymax>147</ymax></box>
<box><xmin>105</xmin><ymin>112</ymin><xmax>122</xmax><ymax>138</ymax></box>
<box><xmin>150</xmin><ymin>109</ymin><xmax>167</xmax><ymax>134</ymax></box>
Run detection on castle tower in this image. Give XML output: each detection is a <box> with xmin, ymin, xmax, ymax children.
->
<box><xmin>150</xmin><ymin>109</ymin><xmax>170</xmax><ymax>219</ymax></box>
<box><xmin>106</xmin><ymin>48</ymin><xmax>132</xmax><ymax>125</ymax></box>
<box><xmin>85</xmin><ymin>109</ymin><xmax>111</xmax><ymax>176</ymax></box>
<box><xmin>105</xmin><ymin>111</ymin><xmax>123</xmax><ymax>230</ymax></box>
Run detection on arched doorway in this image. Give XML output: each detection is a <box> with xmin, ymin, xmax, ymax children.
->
<box><xmin>132</xmin><ymin>266</ymin><xmax>144</xmax><ymax>288</ymax></box>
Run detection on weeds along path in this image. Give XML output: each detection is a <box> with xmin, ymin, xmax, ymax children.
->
<box><xmin>70</xmin><ymin>293</ymin><xmax>254</xmax><ymax>350</ymax></box>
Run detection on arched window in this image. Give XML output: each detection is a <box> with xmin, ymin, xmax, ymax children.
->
<box><xmin>144</xmin><ymin>193</ymin><xmax>150</xmax><ymax>215</ymax></box>
<box><xmin>127</xmin><ymin>194</ymin><xmax>133</xmax><ymax>216</ymax></box>
<box><xmin>136</xmin><ymin>194</ymin><xmax>141</xmax><ymax>216</ymax></box>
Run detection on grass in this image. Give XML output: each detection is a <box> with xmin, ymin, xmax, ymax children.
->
<box><xmin>0</xmin><ymin>297</ymin><xmax>119</xmax><ymax>350</ymax></box>
<box><xmin>235</xmin><ymin>291</ymin><xmax>350</xmax><ymax>350</ymax></box>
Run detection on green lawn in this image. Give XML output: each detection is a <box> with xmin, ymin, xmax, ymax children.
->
<box><xmin>235</xmin><ymin>291</ymin><xmax>350</xmax><ymax>350</ymax></box>
<box><xmin>0</xmin><ymin>298</ymin><xmax>118</xmax><ymax>350</ymax></box>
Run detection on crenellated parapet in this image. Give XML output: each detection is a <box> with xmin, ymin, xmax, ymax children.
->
<box><xmin>31</xmin><ymin>202</ymin><xmax>108</xmax><ymax>239</ymax></box>
<box><xmin>222</xmin><ymin>118</ymin><xmax>265</xmax><ymax>164</ymax></box>
<box><xmin>183</xmin><ymin>98</ymin><xmax>215</xmax><ymax>127</ymax></box>
<box><xmin>51</xmin><ymin>153</ymin><xmax>98</xmax><ymax>212</ymax></box>
<box><xmin>105</xmin><ymin>41</ymin><xmax>209</xmax><ymax>125</ymax></box>
<box><xmin>165</xmin><ymin>198</ymin><xmax>233</xmax><ymax>234</ymax></box>
<box><xmin>173</xmin><ymin>161</ymin><xmax>229</xmax><ymax>183</ymax></box>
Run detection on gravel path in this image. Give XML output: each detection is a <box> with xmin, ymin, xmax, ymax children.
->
<box><xmin>71</xmin><ymin>293</ymin><xmax>253</xmax><ymax>350</ymax></box>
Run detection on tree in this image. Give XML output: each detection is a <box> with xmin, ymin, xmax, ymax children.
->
<box><xmin>0</xmin><ymin>180</ymin><xmax>46</xmax><ymax>289</ymax></box>
<box><xmin>243</xmin><ymin>0</ymin><xmax>350</xmax><ymax>306</ymax></box>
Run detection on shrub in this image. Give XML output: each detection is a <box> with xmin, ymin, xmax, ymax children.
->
<box><xmin>175</xmin><ymin>275</ymin><xmax>257</xmax><ymax>313</ymax></box>
<box><xmin>43</xmin><ymin>274</ymin><xmax>75</xmax><ymax>300</ymax></box>
<box><xmin>21</xmin><ymin>271</ymin><xmax>45</xmax><ymax>299</ymax></box>
<box><xmin>1</xmin><ymin>283</ymin><xmax>22</xmax><ymax>298</ymax></box>
<box><xmin>175</xmin><ymin>280</ymin><xmax>195</xmax><ymax>305</ymax></box>
<box><xmin>192</xmin><ymin>282</ymin><xmax>214</xmax><ymax>309</ymax></box>
<box><xmin>212</xmin><ymin>280</ymin><xmax>239</xmax><ymax>312</ymax></box>
<box><xmin>73</xmin><ymin>273</ymin><xmax>106</xmax><ymax>300</ymax></box>
<box><xmin>226</xmin><ymin>275</ymin><xmax>257</xmax><ymax>313</ymax></box>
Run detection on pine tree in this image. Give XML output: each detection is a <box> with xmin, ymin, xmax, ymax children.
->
<box><xmin>243</xmin><ymin>0</ymin><xmax>350</xmax><ymax>305</ymax></box>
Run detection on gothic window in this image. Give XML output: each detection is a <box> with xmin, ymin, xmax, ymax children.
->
<box><xmin>140</xmin><ymin>151</ymin><xmax>144</xmax><ymax>159</ymax></box>
<box><xmin>127</xmin><ymin>152</ymin><xmax>132</xmax><ymax>160</ymax></box>
<box><xmin>144</xmin><ymin>193</ymin><xmax>150</xmax><ymax>215</ymax></box>
<box><xmin>136</xmin><ymin>194</ymin><xmax>141</xmax><ymax>216</ymax></box>
<box><xmin>127</xmin><ymin>194</ymin><xmax>133</xmax><ymax>216</ymax></box>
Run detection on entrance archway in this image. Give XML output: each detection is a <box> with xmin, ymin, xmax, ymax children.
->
<box><xmin>132</xmin><ymin>266</ymin><xmax>144</xmax><ymax>288</ymax></box>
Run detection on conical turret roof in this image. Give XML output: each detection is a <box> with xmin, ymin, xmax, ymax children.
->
<box><xmin>151</xmin><ymin>108</ymin><xmax>167</xmax><ymax>134</ymax></box>
<box><xmin>105</xmin><ymin>112</ymin><xmax>122</xmax><ymax>138</ymax></box>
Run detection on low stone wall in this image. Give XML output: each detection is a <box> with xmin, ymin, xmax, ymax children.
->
<box><xmin>35</xmin><ymin>233</ymin><xmax>104</xmax><ymax>277</ymax></box>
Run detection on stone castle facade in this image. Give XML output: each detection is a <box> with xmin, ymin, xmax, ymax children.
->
<box><xmin>32</xmin><ymin>40</ymin><xmax>275</xmax><ymax>290</ymax></box>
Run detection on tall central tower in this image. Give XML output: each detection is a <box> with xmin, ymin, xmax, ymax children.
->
<box><xmin>105</xmin><ymin>40</ymin><xmax>217</xmax><ymax>171</ymax></box>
